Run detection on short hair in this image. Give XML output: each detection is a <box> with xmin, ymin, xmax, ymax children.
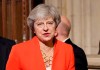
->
<box><xmin>27</xmin><ymin>4</ymin><xmax>61</xmax><ymax>30</ymax></box>
<box><xmin>61</xmin><ymin>21</ymin><xmax>71</xmax><ymax>36</ymax></box>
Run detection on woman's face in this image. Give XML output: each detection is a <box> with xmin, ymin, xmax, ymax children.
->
<box><xmin>33</xmin><ymin>17</ymin><xmax>56</xmax><ymax>42</ymax></box>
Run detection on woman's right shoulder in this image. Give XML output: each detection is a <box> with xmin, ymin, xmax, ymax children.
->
<box><xmin>11</xmin><ymin>39</ymin><xmax>33</xmax><ymax>51</ymax></box>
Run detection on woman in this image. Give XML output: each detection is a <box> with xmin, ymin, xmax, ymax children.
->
<box><xmin>6</xmin><ymin>4</ymin><xmax>75</xmax><ymax>70</ymax></box>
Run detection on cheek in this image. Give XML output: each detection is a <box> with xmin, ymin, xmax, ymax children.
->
<box><xmin>34</xmin><ymin>27</ymin><xmax>40</xmax><ymax>33</ymax></box>
<box><xmin>50</xmin><ymin>25</ymin><xmax>56</xmax><ymax>31</ymax></box>
<box><xmin>34</xmin><ymin>28</ymin><xmax>40</xmax><ymax>34</ymax></box>
<box><xmin>50</xmin><ymin>27</ymin><xmax>56</xmax><ymax>32</ymax></box>
<box><xmin>51</xmin><ymin>27</ymin><xmax>57</xmax><ymax>35</ymax></box>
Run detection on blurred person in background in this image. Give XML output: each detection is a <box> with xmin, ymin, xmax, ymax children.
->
<box><xmin>56</xmin><ymin>16</ymin><xmax>88</xmax><ymax>70</ymax></box>
<box><xmin>0</xmin><ymin>36</ymin><xmax>16</xmax><ymax>70</ymax></box>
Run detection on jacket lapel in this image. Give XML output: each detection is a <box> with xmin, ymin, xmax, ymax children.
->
<box><xmin>31</xmin><ymin>36</ymin><xmax>46</xmax><ymax>70</ymax></box>
<box><xmin>52</xmin><ymin>40</ymin><xmax>66</xmax><ymax>70</ymax></box>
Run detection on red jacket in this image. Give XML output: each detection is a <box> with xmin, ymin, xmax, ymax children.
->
<box><xmin>6</xmin><ymin>36</ymin><xmax>75</xmax><ymax>70</ymax></box>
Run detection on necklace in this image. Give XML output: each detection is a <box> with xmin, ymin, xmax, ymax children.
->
<box><xmin>41</xmin><ymin>47</ymin><xmax>54</xmax><ymax>67</ymax></box>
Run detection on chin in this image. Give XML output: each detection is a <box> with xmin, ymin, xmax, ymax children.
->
<box><xmin>42</xmin><ymin>38</ymin><xmax>52</xmax><ymax>42</ymax></box>
<box><xmin>39</xmin><ymin>36</ymin><xmax>54</xmax><ymax>42</ymax></box>
<box><xmin>43</xmin><ymin>39</ymin><xmax>51</xmax><ymax>42</ymax></box>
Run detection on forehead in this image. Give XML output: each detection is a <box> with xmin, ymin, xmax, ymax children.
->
<box><xmin>35</xmin><ymin>17</ymin><xmax>54</xmax><ymax>22</ymax></box>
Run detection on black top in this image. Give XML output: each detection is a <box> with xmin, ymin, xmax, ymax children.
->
<box><xmin>0</xmin><ymin>37</ymin><xmax>16</xmax><ymax>70</ymax></box>
<box><xmin>65</xmin><ymin>38</ymin><xmax>88</xmax><ymax>70</ymax></box>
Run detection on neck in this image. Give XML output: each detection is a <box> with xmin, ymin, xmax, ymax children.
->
<box><xmin>39</xmin><ymin>40</ymin><xmax>54</xmax><ymax>68</ymax></box>
<box><xmin>39</xmin><ymin>40</ymin><xmax>54</xmax><ymax>52</ymax></box>
<box><xmin>41</xmin><ymin>40</ymin><xmax>53</xmax><ymax>47</ymax></box>
<box><xmin>56</xmin><ymin>35</ymin><xmax>68</xmax><ymax>42</ymax></box>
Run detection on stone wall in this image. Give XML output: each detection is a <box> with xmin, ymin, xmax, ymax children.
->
<box><xmin>45</xmin><ymin>0</ymin><xmax>100</xmax><ymax>55</ymax></box>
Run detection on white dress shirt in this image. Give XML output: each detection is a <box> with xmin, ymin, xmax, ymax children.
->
<box><xmin>63</xmin><ymin>37</ymin><xmax>69</xmax><ymax>42</ymax></box>
<box><xmin>46</xmin><ymin>66</ymin><xmax>51</xmax><ymax>70</ymax></box>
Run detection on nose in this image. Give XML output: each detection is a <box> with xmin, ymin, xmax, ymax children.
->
<box><xmin>43</xmin><ymin>24</ymin><xmax>48</xmax><ymax>31</ymax></box>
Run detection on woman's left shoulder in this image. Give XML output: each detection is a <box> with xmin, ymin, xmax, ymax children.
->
<box><xmin>57</xmin><ymin>40</ymin><xmax>73</xmax><ymax>50</ymax></box>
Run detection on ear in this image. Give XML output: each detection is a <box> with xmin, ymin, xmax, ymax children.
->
<box><xmin>55</xmin><ymin>31</ymin><xmax>58</xmax><ymax>37</ymax></box>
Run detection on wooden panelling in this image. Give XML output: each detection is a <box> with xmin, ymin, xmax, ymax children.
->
<box><xmin>16</xmin><ymin>0</ymin><xmax>23</xmax><ymax>43</ymax></box>
<box><xmin>11</xmin><ymin>0</ymin><xmax>16</xmax><ymax>40</ymax></box>
<box><xmin>0</xmin><ymin>2</ymin><xmax>2</xmax><ymax>36</ymax></box>
<box><xmin>1</xmin><ymin>0</ymin><xmax>44</xmax><ymax>43</ymax></box>
<box><xmin>22</xmin><ymin>0</ymin><xmax>29</xmax><ymax>41</ymax></box>
<box><xmin>2</xmin><ymin>0</ymin><xmax>7</xmax><ymax>37</ymax></box>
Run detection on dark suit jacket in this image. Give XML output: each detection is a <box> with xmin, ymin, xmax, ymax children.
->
<box><xmin>0</xmin><ymin>37</ymin><xmax>16</xmax><ymax>70</ymax></box>
<box><xmin>65</xmin><ymin>38</ymin><xmax>88</xmax><ymax>70</ymax></box>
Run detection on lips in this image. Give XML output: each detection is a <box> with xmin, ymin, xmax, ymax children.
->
<box><xmin>43</xmin><ymin>33</ymin><xmax>50</xmax><ymax>37</ymax></box>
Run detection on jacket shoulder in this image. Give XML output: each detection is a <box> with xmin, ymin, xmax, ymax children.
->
<box><xmin>56</xmin><ymin>40</ymin><xmax>73</xmax><ymax>51</ymax></box>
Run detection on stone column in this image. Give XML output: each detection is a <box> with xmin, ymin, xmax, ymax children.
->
<box><xmin>45</xmin><ymin>0</ymin><xmax>63</xmax><ymax>15</ymax></box>
<box><xmin>67</xmin><ymin>0</ymin><xmax>92</xmax><ymax>54</ymax></box>
<box><xmin>71</xmin><ymin>0</ymin><xmax>82</xmax><ymax>48</ymax></box>
<box><xmin>83</xmin><ymin>0</ymin><xmax>91</xmax><ymax>54</ymax></box>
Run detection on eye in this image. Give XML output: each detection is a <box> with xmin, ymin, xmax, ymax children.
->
<box><xmin>47</xmin><ymin>21</ymin><xmax>54</xmax><ymax>25</ymax></box>
<box><xmin>37</xmin><ymin>22</ymin><xmax>43</xmax><ymax>25</ymax></box>
<box><xmin>49</xmin><ymin>22</ymin><xmax>53</xmax><ymax>24</ymax></box>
